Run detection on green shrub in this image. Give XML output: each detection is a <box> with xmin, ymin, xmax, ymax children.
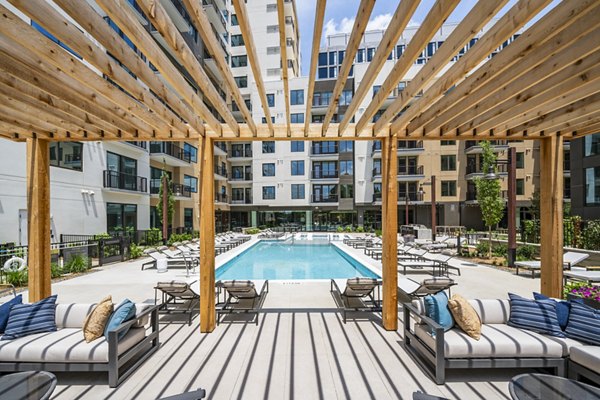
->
<box><xmin>65</xmin><ymin>254</ymin><xmax>89</xmax><ymax>274</ymax></box>
<box><xmin>492</xmin><ymin>244</ymin><xmax>507</xmax><ymax>258</ymax></box>
<box><xmin>94</xmin><ymin>232</ymin><xmax>112</xmax><ymax>240</ymax></box>
<box><xmin>168</xmin><ymin>233</ymin><xmax>192</xmax><ymax>246</ymax></box>
<box><xmin>356</xmin><ymin>226</ymin><xmax>365</xmax><ymax>233</ymax></box>
<box><xmin>516</xmin><ymin>244</ymin><xmax>536</xmax><ymax>261</ymax></box>
<box><xmin>345</xmin><ymin>226</ymin><xmax>353</xmax><ymax>233</ymax></box>
<box><xmin>245</xmin><ymin>228</ymin><xmax>260</xmax><ymax>235</ymax></box>
<box><xmin>146</xmin><ymin>228</ymin><xmax>162</xmax><ymax>246</ymax></box>
<box><xmin>50</xmin><ymin>262</ymin><xmax>62</xmax><ymax>279</ymax></box>
<box><xmin>476</xmin><ymin>241</ymin><xmax>489</xmax><ymax>257</ymax></box>
<box><xmin>336</xmin><ymin>226</ymin><xmax>344</xmax><ymax>233</ymax></box>
<box><xmin>129</xmin><ymin>243</ymin><xmax>143</xmax><ymax>259</ymax></box>
<box><xmin>375</xmin><ymin>229</ymin><xmax>382</xmax><ymax>237</ymax></box>
<box><xmin>6</xmin><ymin>270</ymin><xmax>27</xmax><ymax>287</ymax></box>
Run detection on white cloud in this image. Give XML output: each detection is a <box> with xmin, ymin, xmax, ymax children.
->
<box><xmin>367</xmin><ymin>13</ymin><xmax>393</xmax><ymax>31</ymax></box>
<box><xmin>322</xmin><ymin>13</ymin><xmax>418</xmax><ymax>40</ymax></box>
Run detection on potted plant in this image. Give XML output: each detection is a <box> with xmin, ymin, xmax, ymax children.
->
<box><xmin>566</xmin><ymin>283</ymin><xmax>600</xmax><ymax>310</ymax></box>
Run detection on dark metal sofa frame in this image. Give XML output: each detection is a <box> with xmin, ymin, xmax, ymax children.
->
<box><xmin>0</xmin><ymin>305</ymin><xmax>160</xmax><ymax>388</ymax></box>
<box><xmin>568</xmin><ymin>357</ymin><xmax>600</xmax><ymax>383</ymax></box>
<box><xmin>403</xmin><ymin>303</ymin><xmax>566</xmax><ymax>384</ymax></box>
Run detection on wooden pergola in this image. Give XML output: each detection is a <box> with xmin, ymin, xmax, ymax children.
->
<box><xmin>0</xmin><ymin>0</ymin><xmax>598</xmax><ymax>332</ymax></box>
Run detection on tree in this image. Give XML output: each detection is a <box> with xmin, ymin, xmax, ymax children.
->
<box><xmin>475</xmin><ymin>141</ymin><xmax>505</xmax><ymax>258</ymax></box>
<box><xmin>156</xmin><ymin>168</ymin><xmax>174</xmax><ymax>242</ymax></box>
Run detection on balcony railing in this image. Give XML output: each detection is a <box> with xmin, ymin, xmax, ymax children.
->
<box><xmin>214</xmin><ymin>165</ymin><xmax>228</xmax><ymax>178</ymax></box>
<box><xmin>398</xmin><ymin>140</ymin><xmax>423</xmax><ymax>150</ymax></box>
<box><xmin>372</xmin><ymin>168</ymin><xmax>382</xmax><ymax>177</ymax></box>
<box><xmin>399</xmin><ymin>193</ymin><xmax>419</xmax><ymax>202</ymax></box>
<box><xmin>466</xmin><ymin>163</ymin><xmax>508</xmax><ymax>175</ymax></box>
<box><xmin>373</xmin><ymin>193</ymin><xmax>382</xmax><ymax>202</ymax></box>
<box><xmin>103</xmin><ymin>170</ymin><xmax>147</xmax><ymax>193</ymax></box>
<box><xmin>215</xmin><ymin>193</ymin><xmax>228</xmax><ymax>203</ymax></box>
<box><xmin>312</xmin><ymin>170</ymin><xmax>339</xmax><ymax>179</ymax></box>
<box><xmin>231</xmin><ymin>197</ymin><xmax>253</xmax><ymax>204</ymax></box>
<box><xmin>311</xmin><ymin>143</ymin><xmax>338</xmax><ymax>155</ymax></box>
<box><xmin>465</xmin><ymin>140</ymin><xmax>509</xmax><ymax>150</ymax></box>
<box><xmin>312</xmin><ymin>194</ymin><xmax>339</xmax><ymax>203</ymax></box>
<box><xmin>229</xmin><ymin>148</ymin><xmax>253</xmax><ymax>158</ymax></box>
<box><xmin>150</xmin><ymin>142</ymin><xmax>191</xmax><ymax>163</ymax></box>
<box><xmin>214</xmin><ymin>141</ymin><xmax>227</xmax><ymax>153</ymax></box>
<box><xmin>398</xmin><ymin>165</ymin><xmax>424</xmax><ymax>175</ymax></box>
<box><xmin>230</xmin><ymin>172</ymin><xmax>253</xmax><ymax>181</ymax></box>
<box><xmin>126</xmin><ymin>141</ymin><xmax>147</xmax><ymax>149</ymax></box>
<box><xmin>149</xmin><ymin>180</ymin><xmax>192</xmax><ymax>198</ymax></box>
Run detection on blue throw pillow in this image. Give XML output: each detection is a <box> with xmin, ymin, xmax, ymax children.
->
<box><xmin>508</xmin><ymin>293</ymin><xmax>565</xmax><ymax>337</ymax></box>
<box><xmin>0</xmin><ymin>295</ymin><xmax>23</xmax><ymax>333</ymax></box>
<box><xmin>533</xmin><ymin>292</ymin><xmax>571</xmax><ymax>330</ymax></box>
<box><xmin>565</xmin><ymin>301</ymin><xmax>600</xmax><ymax>345</ymax></box>
<box><xmin>1</xmin><ymin>295</ymin><xmax>57</xmax><ymax>340</ymax></box>
<box><xmin>424</xmin><ymin>291</ymin><xmax>454</xmax><ymax>332</ymax></box>
<box><xmin>104</xmin><ymin>299</ymin><xmax>136</xmax><ymax>340</ymax></box>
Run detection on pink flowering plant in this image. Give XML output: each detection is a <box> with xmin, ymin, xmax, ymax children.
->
<box><xmin>567</xmin><ymin>283</ymin><xmax>600</xmax><ymax>301</ymax></box>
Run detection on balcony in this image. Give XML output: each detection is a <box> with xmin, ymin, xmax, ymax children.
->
<box><xmin>465</xmin><ymin>140</ymin><xmax>509</xmax><ymax>154</ymax></box>
<box><xmin>149</xmin><ymin>180</ymin><xmax>192</xmax><ymax>198</ymax></box>
<box><xmin>149</xmin><ymin>142</ymin><xmax>191</xmax><ymax>167</ymax></box>
<box><xmin>373</xmin><ymin>193</ymin><xmax>382</xmax><ymax>203</ymax></box>
<box><xmin>214</xmin><ymin>165</ymin><xmax>228</xmax><ymax>179</ymax></box>
<box><xmin>126</xmin><ymin>141</ymin><xmax>147</xmax><ymax>150</ymax></box>
<box><xmin>466</xmin><ymin>191</ymin><xmax>478</xmax><ymax>202</ymax></box>
<box><xmin>466</xmin><ymin>163</ymin><xmax>508</xmax><ymax>179</ymax></box>
<box><xmin>215</xmin><ymin>193</ymin><xmax>228</xmax><ymax>203</ymax></box>
<box><xmin>103</xmin><ymin>170</ymin><xmax>147</xmax><ymax>193</ymax></box>
<box><xmin>230</xmin><ymin>172</ymin><xmax>253</xmax><ymax>181</ymax></box>
<box><xmin>214</xmin><ymin>141</ymin><xmax>227</xmax><ymax>156</ymax></box>
<box><xmin>231</xmin><ymin>197</ymin><xmax>253</xmax><ymax>205</ymax></box>
<box><xmin>311</xmin><ymin>170</ymin><xmax>339</xmax><ymax>179</ymax></box>
<box><xmin>398</xmin><ymin>140</ymin><xmax>424</xmax><ymax>155</ymax></box>
<box><xmin>229</xmin><ymin>148</ymin><xmax>253</xmax><ymax>159</ymax></box>
<box><xmin>311</xmin><ymin>143</ymin><xmax>338</xmax><ymax>156</ymax></box>
<box><xmin>311</xmin><ymin>194</ymin><xmax>339</xmax><ymax>203</ymax></box>
<box><xmin>203</xmin><ymin>0</ymin><xmax>227</xmax><ymax>34</ymax></box>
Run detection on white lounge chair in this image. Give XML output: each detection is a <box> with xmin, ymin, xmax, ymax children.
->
<box><xmin>515</xmin><ymin>251</ymin><xmax>589</xmax><ymax>278</ymax></box>
<box><xmin>398</xmin><ymin>277</ymin><xmax>456</xmax><ymax>299</ymax></box>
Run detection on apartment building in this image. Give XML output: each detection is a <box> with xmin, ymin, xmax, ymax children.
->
<box><xmin>570</xmin><ymin>133</ymin><xmax>600</xmax><ymax>220</ymax></box>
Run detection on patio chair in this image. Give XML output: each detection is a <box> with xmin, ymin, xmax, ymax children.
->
<box><xmin>398</xmin><ymin>252</ymin><xmax>455</xmax><ymax>276</ymax></box>
<box><xmin>216</xmin><ymin>280</ymin><xmax>269</xmax><ymax>325</ymax></box>
<box><xmin>154</xmin><ymin>281</ymin><xmax>200</xmax><ymax>325</ymax></box>
<box><xmin>398</xmin><ymin>277</ymin><xmax>456</xmax><ymax>299</ymax></box>
<box><xmin>330</xmin><ymin>278</ymin><xmax>382</xmax><ymax>323</ymax></box>
<box><xmin>143</xmin><ymin>248</ymin><xmax>194</xmax><ymax>275</ymax></box>
<box><xmin>515</xmin><ymin>251</ymin><xmax>589</xmax><ymax>278</ymax></box>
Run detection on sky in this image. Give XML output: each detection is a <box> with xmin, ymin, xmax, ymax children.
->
<box><xmin>295</xmin><ymin>0</ymin><xmax>559</xmax><ymax>75</ymax></box>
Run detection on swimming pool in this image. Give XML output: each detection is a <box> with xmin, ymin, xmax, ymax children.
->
<box><xmin>216</xmin><ymin>242</ymin><xmax>380</xmax><ymax>280</ymax></box>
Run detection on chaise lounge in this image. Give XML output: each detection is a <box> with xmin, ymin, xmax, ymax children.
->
<box><xmin>331</xmin><ymin>278</ymin><xmax>382</xmax><ymax>323</ymax></box>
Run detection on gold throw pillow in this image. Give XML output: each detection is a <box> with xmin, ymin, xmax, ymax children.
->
<box><xmin>447</xmin><ymin>294</ymin><xmax>482</xmax><ymax>340</ymax></box>
<box><xmin>83</xmin><ymin>295</ymin><xmax>114</xmax><ymax>343</ymax></box>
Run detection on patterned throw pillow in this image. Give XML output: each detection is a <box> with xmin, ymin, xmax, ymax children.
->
<box><xmin>1</xmin><ymin>295</ymin><xmax>58</xmax><ymax>340</ymax></box>
<box><xmin>447</xmin><ymin>294</ymin><xmax>482</xmax><ymax>340</ymax></box>
<box><xmin>564</xmin><ymin>301</ymin><xmax>600</xmax><ymax>345</ymax></box>
<box><xmin>0</xmin><ymin>294</ymin><xmax>23</xmax><ymax>333</ymax></box>
<box><xmin>82</xmin><ymin>295</ymin><xmax>114</xmax><ymax>343</ymax></box>
<box><xmin>533</xmin><ymin>292</ymin><xmax>575</xmax><ymax>330</ymax></box>
<box><xmin>507</xmin><ymin>293</ymin><xmax>565</xmax><ymax>337</ymax></box>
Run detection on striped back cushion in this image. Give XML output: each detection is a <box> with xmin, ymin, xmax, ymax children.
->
<box><xmin>565</xmin><ymin>301</ymin><xmax>600</xmax><ymax>345</ymax></box>
<box><xmin>507</xmin><ymin>293</ymin><xmax>565</xmax><ymax>337</ymax></box>
<box><xmin>1</xmin><ymin>295</ymin><xmax>58</xmax><ymax>340</ymax></box>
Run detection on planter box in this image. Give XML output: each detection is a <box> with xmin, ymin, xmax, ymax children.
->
<box><xmin>567</xmin><ymin>294</ymin><xmax>600</xmax><ymax>310</ymax></box>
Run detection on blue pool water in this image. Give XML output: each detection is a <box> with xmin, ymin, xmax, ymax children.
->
<box><xmin>216</xmin><ymin>242</ymin><xmax>380</xmax><ymax>280</ymax></box>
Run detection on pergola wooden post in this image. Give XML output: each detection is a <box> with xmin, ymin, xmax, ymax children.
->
<box><xmin>26</xmin><ymin>138</ymin><xmax>51</xmax><ymax>302</ymax></box>
<box><xmin>539</xmin><ymin>135</ymin><xmax>564</xmax><ymax>298</ymax></box>
<box><xmin>199</xmin><ymin>137</ymin><xmax>216</xmax><ymax>332</ymax></box>
<box><xmin>381</xmin><ymin>135</ymin><xmax>398</xmax><ymax>330</ymax></box>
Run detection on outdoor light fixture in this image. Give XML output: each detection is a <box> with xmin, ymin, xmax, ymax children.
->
<box><xmin>484</xmin><ymin>166</ymin><xmax>500</xmax><ymax>180</ymax></box>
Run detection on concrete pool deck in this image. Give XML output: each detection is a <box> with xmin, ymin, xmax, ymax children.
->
<box><xmin>5</xmin><ymin>235</ymin><xmax>542</xmax><ymax>399</ymax></box>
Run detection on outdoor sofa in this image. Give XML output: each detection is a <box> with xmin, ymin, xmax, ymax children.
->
<box><xmin>0</xmin><ymin>303</ymin><xmax>159</xmax><ymax>387</ymax></box>
<box><xmin>568</xmin><ymin>346</ymin><xmax>600</xmax><ymax>383</ymax></box>
<box><xmin>404</xmin><ymin>298</ymin><xmax>592</xmax><ymax>384</ymax></box>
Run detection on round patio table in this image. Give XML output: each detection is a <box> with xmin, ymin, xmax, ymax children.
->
<box><xmin>509</xmin><ymin>373</ymin><xmax>600</xmax><ymax>400</ymax></box>
<box><xmin>0</xmin><ymin>371</ymin><xmax>57</xmax><ymax>400</ymax></box>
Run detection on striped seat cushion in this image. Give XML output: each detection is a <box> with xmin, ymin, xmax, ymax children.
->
<box><xmin>507</xmin><ymin>293</ymin><xmax>565</xmax><ymax>338</ymax></box>
<box><xmin>1</xmin><ymin>295</ymin><xmax>58</xmax><ymax>340</ymax></box>
<box><xmin>565</xmin><ymin>301</ymin><xmax>600</xmax><ymax>345</ymax></box>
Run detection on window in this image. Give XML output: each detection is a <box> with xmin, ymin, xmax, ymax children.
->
<box><xmin>441</xmin><ymin>140</ymin><xmax>456</xmax><ymax>146</ymax></box>
<box><xmin>291</xmin><ymin>184</ymin><xmax>305</xmax><ymax>199</ymax></box>
<box><xmin>49</xmin><ymin>142</ymin><xmax>83</xmax><ymax>171</ymax></box>
<box><xmin>516</xmin><ymin>179</ymin><xmax>525</xmax><ymax>196</ymax></box>
<box><xmin>184</xmin><ymin>143</ymin><xmax>198</xmax><ymax>163</ymax></box>
<box><xmin>230</xmin><ymin>34</ymin><xmax>244</xmax><ymax>47</ymax></box>
<box><xmin>291</xmin><ymin>113</ymin><xmax>304</xmax><ymax>123</ymax></box>
<box><xmin>262</xmin><ymin>186</ymin><xmax>276</xmax><ymax>200</ymax></box>
<box><xmin>267</xmin><ymin>25</ymin><xmax>279</xmax><ymax>33</ymax></box>
<box><xmin>262</xmin><ymin>141</ymin><xmax>275</xmax><ymax>153</ymax></box>
<box><xmin>184</xmin><ymin>208</ymin><xmax>193</xmax><ymax>229</ymax></box>
<box><xmin>318</xmin><ymin>67</ymin><xmax>327</xmax><ymax>79</ymax></box>
<box><xmin>267</xmin><ymin>46</ymin><xmax>280</xmax><ymax>55</ymax></box>
<box><xmin>312</xmin><ymin>161</ymin><xmax>337</xmax><ymax>178</ymax></box>
<box><xmin>291</xmin><ymin>160</ymin><xmax>304</xmax><ymax>176</ymax></box>
<box><xmin>396</xmin><ymin>44</ymin><xmax>405</xmax><ymax>58</ymax></box>
<box><xmin>440</xmin><ymin>155</ymin><xmax>456</xmax><ymax>171</ymax></box>
<box><xmin>262</xmin><ymin>117</ymin><xmax>275</xmax><ymax>123</ymax></box>
<box><xmin>356</xmin><ymin>48</ymin><xmax>365</xmax><ymax>63</ymax></box>
<box><xmin>290</xmin><ymin>89</ymin><xmax>304</xmax><ymax>105</ymax></box>
<box><xmin>373</xmin><ymin>159</ymin><xmax>382</xmax><ymax>176</ymax></box>
<box><xmin>318</xmin><ymin>52</ymin><xmax>327</xmax><ymax>66</ymax></box>
<box><xmin>328</xmin><ymin>66</ymin><xmax>337</xmax><ymax>78</ymax></box>
<box><xmin>231</xmin><ymin>14</ymin><xmax>238</xmax><ymax>26</ymax></box>
<box><xmin>339</xmin><ymin>141</ymin><xmax>353</xmax><ymax>153</ymax></box>
<box><xmin>339</xmin><ymin>90</ymin><xmax>352</xmax><ymax>106</ymax></box>
<box><xmin>586</xmin><ymin>167</ymin><xmax>600</xmax><ymax>204</ymax></box>
<box><xmin>340</xmin><ymin>184</ymin><xmax>354</xmax><ymax>199</ymax></box>
<box><xmin>367</xmin><ymin>48</ymin><xmax>375</xmax><ymax>62</ymax></box>
<box><xmin>267</xmin><ymin>93</ymin><xmax>275</xmax><ymax>107</ymax></box>
<box><xmin>266</xmin><ymin>3</ymin><xmax>277</xmax><ymax>12</ymax></box>
<box><xmin>584</xmin><ymin>133</ymin><xmax>600</xmax><ymax>156</ymax></box>
<box><xmin>328</xmin><ymin>51</ymin><xmax>336</xmax><ymax>65</ymax></box>
<box><xmin>262</xmin><ymin>163</ymin><xmax>275</xmax><ymax>177</ymax></box>
<box><xmin>184</xmin><ymin>175</ymin><xmax>197</xmax><ymax>193</ymax></box>
<box><xmin>107</xmin><ymin>203</ymin><xmax>137</xmax><ymax>232</ymax></box>
<box><xmin>32</xmin><ymin>21</ymin><xmax>81</xmax><ymax>59</ymax></box>
<box><xmin>516</xmin><ymin>152</ymin><xmax>525</xmax><ymax>169</ymax></box>
<box><xmin>441</xmin><ymin>181</ymin><xmax>457</xmax><ymax>197</ymax></box>
<box><xmin>338</xmin><ymin>50</ymin><xmax>345</xmax><ymax>64</ymax></box>
<box><xmin>291</xmin><ymin>141</ymin><xmax>304</xmax><ymax>152</ymax></box>
<box><xmin>107</xmin><ymin>152</ymin><xmax>137</xmax><ymax>177</ymax></box>
<box><xmin>234</xmin><ymin>76</ymin><xmax>248</xmax><ymax>88</ymax></box>
<box><xmin>231</xmin><ymin>55</ymin><xmax>248</xmax><ymax>67</ymax></box>
<box><xmin>340</xmin><ymin>160</ymin><xmax>353</xmax><ymax>176</ymax></box>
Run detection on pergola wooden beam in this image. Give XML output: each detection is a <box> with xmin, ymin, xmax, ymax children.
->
<box><xmin>135</xmin><ymin>0</ymin><xmax>239</xmax><ymax>135</ymax></box>
<box><xmin>356</xmin><ymin>0</ymin><xmax>462</xmax><ymax>135</ymax></box>
<box><xmin>94</xmin><ymin>0</ymin><xmax>224</xmax><ymax>136</ymax></box>
<box><xmin>232</xmin><ymin>0</ymin><xmax>274</xmax><ymax>134</ymax></box>
<box><xmin>52</xmin><ymin>0</ymin><xmax>205</xmax><ymax>137</ymax></box>
<box><xmin>424</xmin><ymin>2</ymin><xmax>600</xmax><ymax>137</ymax></box>
<box><xmin>181</xmin><ymin>0</ymin><xmax>256</xmax><ymax>135</ymax></box>
<box><xmin>322</xmin><ymin>0</ymin><xmax>375</xmax><ymax>134</ymax></box>
<box><xmin>303</xmin><ymin>0</ymin><xmax>326</xmax><ymax>136</ymax></box>
<box><xmin>277</xmin><ymin>0</ymin><xmax>291</xmax><ymax>135</ymax></box>
<box><xmin>337</xmin><ymin>0</ymin><xmax>421</xmax><ymax>135</ymax></box>
<box><xmin>387</xmin><ymin>0</ymin><xmax>553</xmax><ymax>136</ymax></box>
<box><xmin>373</xmin><ymin>0</ymin><xmax>512</xmax><ymax>135</ymax></box>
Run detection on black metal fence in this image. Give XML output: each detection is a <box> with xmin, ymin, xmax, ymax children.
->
<box><xmin>520</xmin><ymin>219</ymin><xmax>600</xmax><ymax>250</ymax></box>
